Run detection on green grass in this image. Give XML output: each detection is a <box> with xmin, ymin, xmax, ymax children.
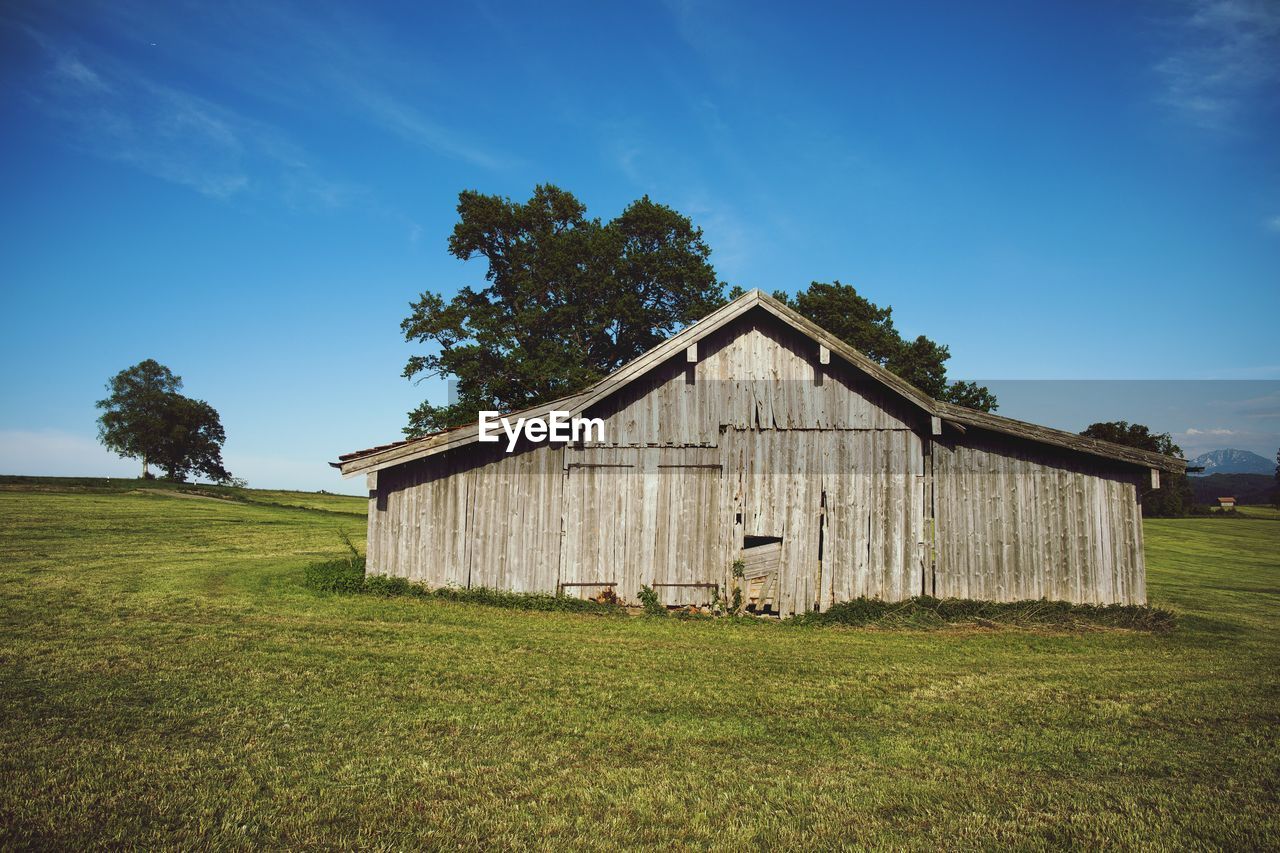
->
<box><xmin>0</xmin><ymin>474</ymin><xmax>368</xmax><ymax>517</ymax></box>
<box><xmin>1</xmin><ymin>481</ymin><xmax>1276</xmax><ymax>848</ymax></box>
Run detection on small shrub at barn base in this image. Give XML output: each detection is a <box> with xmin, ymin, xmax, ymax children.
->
<box><xmin>303</xmin><ymin>558</ymin><xmax>366</xmax><ymax>593</ymax></box>
<box><xmin>303</xmin><ymin>558</ymin><xmax>1175</xmax><ymax>632</ymax></box>
<box><xmin>638</xmin><ymin>584</ymin><xmax>666</xmax><ymax>617</ymax></box>
<box><xmin>364</xmin><ymin>575</ymin><xmax>412</xmax><ymax>597</ymax></box>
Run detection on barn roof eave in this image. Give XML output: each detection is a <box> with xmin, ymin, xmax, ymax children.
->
<box><xmin>933</xmin><ymin>401</ymin><xmax>1188</xmax><ymax>473</ymax></box>
<box><xmin>333</xmin><ymin>389</ymin><xmax>591</xmax><ymax>478</ymax></box>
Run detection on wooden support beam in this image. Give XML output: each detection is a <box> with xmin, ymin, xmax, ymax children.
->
<box><xmin>818</xmin><ymin>344</ymin><xmax>830</xmax><ymax>365</ymax></box>
<box><xmin>366</xmin><ymin>472</ymin><xmax>378</xmax><ymax>491</ymax></box>
<box><xmin>1150</xmin><ymin>468</ymin><xmax>1160</xmax><ymax>490</ymax></box>
<box><xmin>931</xmin><ymin>415</ymin><xmax>943</xmax><ymax>436</ymax></box>
<box><xmin>685</xmin><ymin>342</ymin><xmax>698</xmax><ymax>363</ymax></box>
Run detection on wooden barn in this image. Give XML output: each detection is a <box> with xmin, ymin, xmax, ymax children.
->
<box><xmin>334</xmin><ymin>289</ymin><xmax>1185</xmax><ymax>615</ymax></box>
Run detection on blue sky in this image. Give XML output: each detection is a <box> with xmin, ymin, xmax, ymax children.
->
<box><xmin>1</xmin><ymin>0</ymin><xmax>1277</xmax><ymax>492</ymax></box>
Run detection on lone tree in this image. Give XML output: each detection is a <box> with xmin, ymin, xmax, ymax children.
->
<box><xmin>151</xmin><ymin>395</ymin><xmax>232</xmax><ymax>483</ymax></box>
<box><xmin>1080</xmin><ymin>421</ymin><xmax>1191</xmax><ymax>517</ymax></box>
<box><xmin>96</xmin><ymin>359</ymin><xmax>233</xmax><ymax>483</ymax></box>
<box><xmin>765</xmin><ymin>281</ymin><xmax>998</xmax><ymax>411</ymax></box>
<box><xmin>401</xmin><ymin>185</ymin><xmax>724</xmax><ymax>435</ymax></box>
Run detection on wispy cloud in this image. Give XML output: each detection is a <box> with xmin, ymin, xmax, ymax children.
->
<box><xmin>1265</xmin><ymin>214</ymin><xmax>1280</xmax><ymax>233</ymax></box>
<box><xmin>680</xmin><ymin>192</ymin><xmax>753</xmax><ymax>284</ymax></box>
<box><xmin>16</xmin><ymin>25</ymin><xmax>356</xmax><ymax>205</ymax></box>
<box><xmin>660</xmin><ymin>0</ymin><xmax>751</xmax><ymax>88</ymax></box>
<box><xmin>1154</xmin><ymin>0</ymin><xmax>1280</xmax><ymax>131</ymax></box>
<box><xmin>1186</xmin><ymin>427</ymin><xmax>1235</xmax><ymax>435</ymax></box>
<box><xmin>6</xmin><ymin>0</ymin><xmax>515</xmax><ymax>205</ymax></box>
<box><xmin>352</xmin><ymin>86</ymin><xmax>515</xmax><ymax>170</ymax></box>
<box><xmin>1233</xmin><ymin>388</ymin><xmax>1280</xmax><ymax>418</ymax></box>
<box><xmin>106</xmin><ymin>0</ymin><xmax>515</xmax><ymax>171</ymax></box>
<box><xmin>51</xmin><ymin>53</ymin><xmax>111</xmax><ymax>93</ymax></box>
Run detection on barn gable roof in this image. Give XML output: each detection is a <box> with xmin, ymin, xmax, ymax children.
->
<box><xmin>335</xmin><ymin>289</ymin><xmax>1186</xmax><ymax>476</ymax></box>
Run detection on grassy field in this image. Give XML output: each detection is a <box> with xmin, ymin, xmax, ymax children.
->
<box><xmin>0</xmin><ymin>479</ymin><xmax>1276</xmax><ymax>849</ymax></box>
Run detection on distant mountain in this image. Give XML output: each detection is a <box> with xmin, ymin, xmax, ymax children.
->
<box><xmin>1189</xmin><ymin>473</ymin><xmax>1276</xmax><ymax>506</ymax></box>
<box><xmin>1187</xmin><ymin>449</ymin><xmax>1274</xmax><ymax>477</ymax></box>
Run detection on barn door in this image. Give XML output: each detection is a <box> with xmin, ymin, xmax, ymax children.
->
<box><xmin>721</xmin><ymin>429</ymin><xmax>824</xmax><ymax>617</ymax></box>
<box><xmin>560</xmin><ymin>448</ymin><xmax>724</xmax><ymax>607</ymax></box>
<box><xmin>559</xmin><ymin>460</ymin><xmax>636</xmax><ymax>602</ymax></box>
<box><xmin>644</xmin><ymin>461</ymin><xmax>724</xmax><ymax>607</ymax></box>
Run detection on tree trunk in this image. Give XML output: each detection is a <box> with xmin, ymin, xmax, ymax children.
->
<box><xmin>141</xmin><ymin>455</ymin><xmax>149</xmax><ymax>478</ymax></box>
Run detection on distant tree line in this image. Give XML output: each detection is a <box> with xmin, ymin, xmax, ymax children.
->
<box><xmin>1190</xmin><ymin>473</ymin><xmax>1278</xmax><ymax>507</ymax></box>
<box><xmin>1078</xmin><ymin>431</ymin><xmax>1280</xmax><ymax>516</ymax></box>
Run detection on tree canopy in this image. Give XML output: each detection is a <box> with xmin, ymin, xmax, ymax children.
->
<box><xmin>96</xmin><ymin>359</ymin><xmax>233</xmax><ymax>483</ymax></box>
<box><xmin>401</xmin><ymin>185</ymin><xmax>723</xmax><ymax>435</ymax></box>
<box><xmin>766</xmin><ymin>281</ymin><xmax>998</xmax><ymax>411</ymax></box>
<box><xmin>1080</xmin><ymin>421</ymin><xmax>1192</xmax><ymax>517</ymax></box>
<box><xmin>402</xmin><ymin>188</ymin><xmax>998</xmax><ymax>435</ymax></box>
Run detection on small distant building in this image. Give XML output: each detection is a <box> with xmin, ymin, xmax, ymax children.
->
<box><xmin>1218</xmin><ymin>496</ymin><xmax>1236</xmax><ymax>510</ymax></box>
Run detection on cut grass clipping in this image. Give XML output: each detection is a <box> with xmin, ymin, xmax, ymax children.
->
<box><xmin>307</xmin><ymin>558</ymin><xmax>1173</xmax><ymax>631</ymax></box>
<box><xmin>790</xmin><ymin>595</ymin><xmax>1175</xmax><ymax>631</ymax></box>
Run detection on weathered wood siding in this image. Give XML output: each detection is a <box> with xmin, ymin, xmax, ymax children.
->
<box><xmin>467</xmin><ymin>443</ymin><xmax>564</xmax><ymax>594</ymax></box>
<box><xmin>932</xmin><ymin>433</ymin><xmax>1146</xmax><ymax>604</ymax></box>
<box><xmin>721</xmin><ymin>428</ymin><xmax>924</xmax><ymax>615</ymax></box>
<box><xmin>368</xmin><ymin>442</ymin><xmax>562</xmax><ymax>593</ymax></box>
<box><xmin>366</xmin><ymin>454</ymin><xmax>470</xmax><ymax>588</ymax></box>
<box><xmin>561</xmin><ymin>446</ymin><xmax>727</xmax><ymax>606</ymax></box>
<box><xmin>590</xmin><ymin>312</ymin><xmax>917</xmax><ymax>445</ymax></box>
<box><xmin>365</xmin><ymin>307</ymin><xmax>1148</xmax><ymax>612</ymax></box>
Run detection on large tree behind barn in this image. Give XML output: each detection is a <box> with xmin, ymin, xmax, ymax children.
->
<box><xmin>399</xmin><ymin>187</ymin><xmax>997</xmax><ymax>439</ymax></box>
<box><xmin>336</xmin><ymin>291</ymin><xmax>1184</xmax><ymax>615</ymax></box>
<box><xmin>399</xmin><ymin>185</ymin><xmax>725</xmax><ymax>437</ymax></box>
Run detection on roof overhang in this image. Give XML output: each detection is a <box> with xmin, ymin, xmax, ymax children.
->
<box><xmin>933</xmin><ymin>401</ymin><xmax>1187</xmax><ymax>473</ymax></box>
